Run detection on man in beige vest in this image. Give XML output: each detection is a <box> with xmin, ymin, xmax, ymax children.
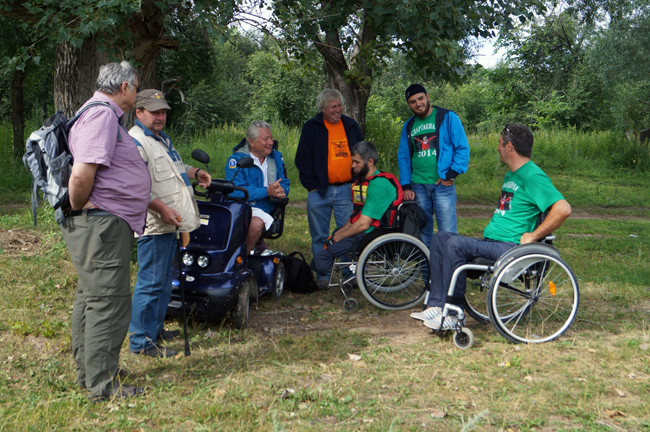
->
<box><xmin>129</xmin><ymin>89</ymin><xmax>211</xmax><ymax>357</ymax></box>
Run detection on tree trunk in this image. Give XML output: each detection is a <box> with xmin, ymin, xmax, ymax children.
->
<box><xmin>54</xmin><ymin>37</ymin><xmax>107</xmax><ymax>117</ymax></box>
<box><xmin>325</xmin><ymin>63</ymin><xmax>370</xmax><ymax>133</ymax></box>
<box><xmin>11</xmin><ymin>68</ymin><xmax>25</xmax><ymax>160</ymax></box>
<box><xmin>315</xmin><ymin>14</ymin><xmax>374</xmax><ymax>134</ymax></box>
<box><xmin>124</xmin><ymin>2</ymin><xmax>178</xmax><ymax>128</ymax></box>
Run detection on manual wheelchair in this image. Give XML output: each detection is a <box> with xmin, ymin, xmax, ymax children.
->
<box><xmin>327</xmin><ymin>202</ymin><xmax>430</xmax><ymax>312</ymax></box>
<box><xmin>425</xmin><ymin>219</ymin><xmax>580</xmax><ymax>350</ymax></box>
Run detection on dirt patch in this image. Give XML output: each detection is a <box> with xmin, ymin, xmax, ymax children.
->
<box><xmin>248</xmin><ymin>293</ymin><xmax>482</xmax><ymax>344</ymax></box>
<box><xmin>0</xmin><ymin>229</ymin><xmax>43</xmax><ymax>256</ymax></box>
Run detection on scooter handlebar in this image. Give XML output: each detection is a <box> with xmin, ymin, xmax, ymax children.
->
<box><xmin>193</xmin><ymin>180</ymin><xmax>249</xmax><ymax>201</ymax></box>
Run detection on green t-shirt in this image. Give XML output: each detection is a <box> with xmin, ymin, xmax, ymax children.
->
<box><xmin>483</xmin><ymin>161</ymin><xmax>564</xmax><ymax>244</ymax></box>
<box><xmin>410</xmin><ymin>109</ymin><xmax>439</xmax><ymax>184</ymax></box>
<box><xmin>359</xmin><ymin>170</ymin><xmax>398</xmax><ymax>233</ymax></box>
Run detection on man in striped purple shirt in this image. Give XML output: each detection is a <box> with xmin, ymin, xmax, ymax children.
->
<box><xmin>61</xmin><ymin>61</ymin><xmax>151</xmax><ymax>401</ymax></box>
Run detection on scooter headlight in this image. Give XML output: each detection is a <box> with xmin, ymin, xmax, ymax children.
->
<box><xmin>197</xmin><ymin>255</ymin><xmax>209</xmax><ymax>268</ymax></box>
<box><xmin>182</xmin><ymin>253</ymin><xmax>194</xmax><ymax>266</ymax></box>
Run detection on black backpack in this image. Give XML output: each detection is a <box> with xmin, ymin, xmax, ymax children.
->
<box><xmin>400</xmin><ymin>202</ymin><xmax>428</xmax><ymax>241</ymax></box>
<box><xmin>284</xmin><ymin>252</ymin><xmax>318</xmax><ymax>294</ymax></box>
<box><xmin>23</xmin><ymin>102</ymin><xmax>121</xmax><ymax>225</ymax></box>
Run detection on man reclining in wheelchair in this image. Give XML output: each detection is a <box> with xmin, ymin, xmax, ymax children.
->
<box><xmin>411</xmin><ymin>124</ymin><xmax>574</xmax><ymax>344</ymax></box>
<box><xmin>225</xmin><ymin>120</ymin><xmax>290</xmax><ymax>254</ymax></box>
<box><xmin>311</xmin><ymin>141</ymin><xmax>403</xmax><ymax>281</ymax></box>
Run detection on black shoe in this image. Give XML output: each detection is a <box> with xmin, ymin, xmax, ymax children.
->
<box><xmin>157</xmin><ymin>330</ymin><xmax>181</xmax><ymax>342</ymax></box>
<box><xmin>134</xmin><ymin>344</ymin><xmax>177</xmax><ymax>358</ymax></box>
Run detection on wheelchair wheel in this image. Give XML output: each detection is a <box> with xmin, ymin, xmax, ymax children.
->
<box><xmin>272</xmin><ymin>262</ymin><xmax>285</xmax><ymax>301</ymax></box>
<box><xmin>453</xmin><ymin>328</ymin><xmax>475</xmax><ymax>350</ymax></box>
<box><xmin>357</xmin><ymin>233</ymin><xmax>429</xmax><ymax>311</ymax></box>
<box><xmin>343</xmin><ymin>298</ymin><xmax>358</xmax><ymax>312</ymax></box>
<box><xmin>487</xmin><ymin>254</ymin><xmax>579</xmax><ymax>344</ymax></box>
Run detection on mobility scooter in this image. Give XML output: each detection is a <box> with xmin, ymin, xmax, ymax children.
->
<box><xmin>166</xmin><ymin>148</ymin><xmax>288</xmax><ymax>329</ymax></box>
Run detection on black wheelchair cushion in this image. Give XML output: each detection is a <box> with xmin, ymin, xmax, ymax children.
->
<box><xmin>470</xmin><ymin>257</ymin><xmax>496</xmax><ymax>266</ymax></box>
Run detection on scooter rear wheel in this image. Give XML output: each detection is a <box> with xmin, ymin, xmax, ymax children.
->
<box><xmin>272</xmin><ymin>262</ymin><xmax>285</xmax><ymax>301</ymax></box>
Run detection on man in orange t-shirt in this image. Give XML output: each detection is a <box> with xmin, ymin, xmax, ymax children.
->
<box><xmin>295</xmin><ymin>89</ymin><xmax>364</xmax><ymax>288</ymax></box>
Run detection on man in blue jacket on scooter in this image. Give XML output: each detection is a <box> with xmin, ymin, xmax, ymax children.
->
<box><xmin>226</xmin><ymin>120</ymin><xmax>290</xmax><ymax>254</ymax></box>
<box><xmin>398</xmin><ymin>84</ymin><xmax>470</xmax><ymax>248</ymax></box>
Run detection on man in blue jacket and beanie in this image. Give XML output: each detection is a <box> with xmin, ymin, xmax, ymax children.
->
<box><xmin>295</xmin><ymin>89</ymin><xmax>364</xmax><ymax>288</ymax></box>
<box><xmin>398</xmin><ymin>84</ymin><xmax>470</xmax><ymax>248</ymax></box>
<box><xmin>226</xmin><ymin>120</ymin><xmax>290</xmax><ymax>254</ymax></box>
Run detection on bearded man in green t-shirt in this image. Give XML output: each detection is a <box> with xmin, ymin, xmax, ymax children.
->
<box><xmin>311</xmin><ymin>141</ymin><xmax>402</xmax><ymax>278</ymax></box>
<box><xmin>410</xmin><ymin>124</ymin><xmax>572</xmax><ymax>329</ymax></box>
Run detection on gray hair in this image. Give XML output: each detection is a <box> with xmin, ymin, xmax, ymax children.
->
<box><xmin>96</xmin><ymin>61</ymin><xmax>139</xmax><ymax>95</ymax></box>
<box><xmin>246</xmin><ymin>120</ymin><xmax>272</xmax><ymax>144</ymax></box>
<box><xmin>352</xmin><ymin>141</ymin><xmax>379</xmax><ymax>165</ymax></box>
<box><xmin>316</xmin><ymin>89</ymin><xmax>344</xmax><ymax>111</ymax></box>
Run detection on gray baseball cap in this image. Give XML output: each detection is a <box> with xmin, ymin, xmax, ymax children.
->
<box><xmin>135</xmin><ymin>89</ymin><xmax>171</xmax><ymax>111</ymax></box>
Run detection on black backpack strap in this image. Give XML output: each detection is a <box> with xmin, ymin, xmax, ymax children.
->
<box><xmin>406</xmin><ymin>116</ymin><xmax>416</xmax><ymax>158</ymax></box>
<box><xmin>68</xmin><ymin>101</ymin><xmax>123</xmax><ymax>142</ymax></box>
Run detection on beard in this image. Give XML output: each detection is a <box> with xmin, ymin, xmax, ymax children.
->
<box><xmin>356</xmin><ymin>162</ymin><xmax>370</xmax><ymax>179</ymax></box>
<box><xmin>414</xmin><ymin>100</ymin><xmax>431</xmax><ymax>119</ymax></box>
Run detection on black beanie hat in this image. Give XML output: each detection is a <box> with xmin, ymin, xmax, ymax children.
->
<box><xmin>405</xmin><ymin>84</ymin><xmax>427</xmax><ymax>100</ymax></box>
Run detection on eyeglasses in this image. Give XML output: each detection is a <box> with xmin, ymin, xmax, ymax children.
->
<box><xmin>503</xmin><ymin>124</ymin><xmax>513</xmax><ymax>137</ymax></box>
<box><xmin>123</xmin><ymin>82</ymin><xmax>141</xmax><ymax>92</ymax></box>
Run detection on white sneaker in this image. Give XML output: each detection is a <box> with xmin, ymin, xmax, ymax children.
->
<box><xmin>410</xmin><ymin>306</ymin><xmax>442</xmax><ymax>321</ymax></box>
<box><xmin>424</xmin><ymin>315</ymin><xmax>459</xmax><ymax>331</ymax></box>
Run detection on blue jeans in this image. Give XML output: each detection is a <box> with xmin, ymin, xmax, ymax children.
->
<box><xmin>411</xmin><ymin>182</ymin><xmax>458</xmax><ymax>248</ymax></box>
<box><xmin>311</xmin><ymin>233</ymin><xmax>365</xmax><ymax>277</ymax></box>
<box><xmin>307</xmin><ymin>185</ymin><xmax>353</xmax><ymax>280</ymax></box>
<box><xmin>427</xmin><ymin>231</ymin><xmax>516</xmax><ymax>309</ymax></box>
<box><xmin>129</xmin><ymin>232</ymin><xmax>176</xmax><ymax>352</ymax></box>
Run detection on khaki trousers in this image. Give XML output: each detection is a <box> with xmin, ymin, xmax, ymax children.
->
<box><xmin>61</xmin><ymin>212</ymin><xmax>134</xmax><ymax>398</ymax></box>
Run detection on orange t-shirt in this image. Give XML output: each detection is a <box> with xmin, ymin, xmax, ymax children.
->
<box><xmin>324</xmin><ymin>120</ymin><xmax>352</xmax><ymax>184</ymax></box>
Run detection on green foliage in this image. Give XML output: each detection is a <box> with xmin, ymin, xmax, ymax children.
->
<box><xmin>246</xmin><ymin>50</ymin><xmax>325</xmax><ymax>126</ymax></box>
<box><xmin>364</xmin><ymin>95</ymin><xmax>404</xmax><ymax>174</ymax></box>
<box><xmin>0</xmin><ymin>123</ymin><xmax>32</xmax><ymax>204</ymax></box>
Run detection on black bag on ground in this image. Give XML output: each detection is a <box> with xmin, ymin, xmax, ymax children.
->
<box><xmin>284</xmin><ymin>252</ymin><xmax>318</xmax><ymax>294</ymax></box>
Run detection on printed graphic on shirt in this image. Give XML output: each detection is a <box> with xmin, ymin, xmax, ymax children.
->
<box><xmin>410</xmin><ymin>110</ymin><xmax>439</xmax><ymax>184</ymax></box>
<box><xmin>331</xmin><ymin>140</ymin><xmax>350</xmax><ymax>159</ymax></box>
<box><xmin>228</xmin><ymin>159</ymin><xmax>237</xmax><ymax>169</ymax></box>
<box><xmin>353</xmin><ymin>184</ymin><xmax>368</xmax><ymax>204</ymax></box>
<box><xmin>413</xmin><ymin>132</ymin><xmax>437</xmax><ymax>157</ymax></box>
<box><xmin>495</xmin><ymin>191</ymin><xmax>514</xmax><ymax>215</ymax></box>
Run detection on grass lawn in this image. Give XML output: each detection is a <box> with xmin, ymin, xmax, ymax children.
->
<box><xmin>1</xmin><ymin>125</ymin><xmax>649</xmax><ymax>430</ymax></box>
<box><xmin>0</xmin><ymin>203</ymin><xmax>649</xmax><ymax>431</ymax></box>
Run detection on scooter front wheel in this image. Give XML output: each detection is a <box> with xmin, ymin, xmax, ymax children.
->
<box><xmin>233</xmin><ymin>277</ymin><xmax>255</xmax><ymax>329</ymax></box>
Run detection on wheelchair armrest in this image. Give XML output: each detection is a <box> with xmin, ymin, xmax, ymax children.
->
<box><xmin>269</xmin><ymin>197</ymin><xmax>289</xmax><ymax>206</ymax></box>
